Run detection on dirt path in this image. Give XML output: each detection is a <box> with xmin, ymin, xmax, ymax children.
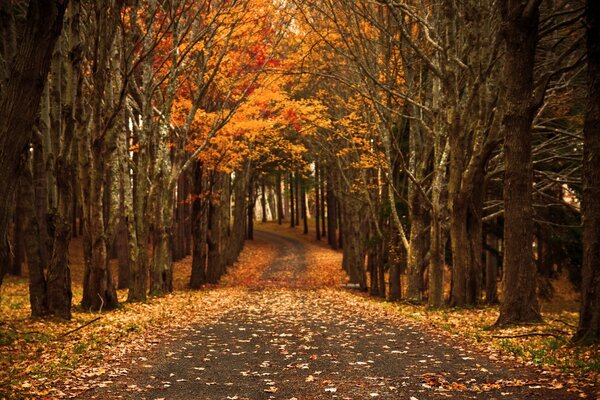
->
<box><xmin>80</xmin><ymin>229</ymin><xmax>584</xmax><ymax>400</ymax></box>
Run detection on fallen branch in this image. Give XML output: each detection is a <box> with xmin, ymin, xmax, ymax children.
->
<box><xmin>551</xmin><ymin>318</ymin><xmax>576</xmax><ymax>329</ymax></box>
<box><xmin>61</xmin><ymin>317</ymin><xmax>102</xmax><ymax>338</ymax></box>
<box><xmin>492</xmin><ymin>332</ymin><xmax>564</xmax><ymax>339</ymax></box>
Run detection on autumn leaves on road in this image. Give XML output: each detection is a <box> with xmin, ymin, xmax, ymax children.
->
<box><xmin>77</xmin><ymin>227</ymin><xmax>588</xmax><ymax>400</ymax></box>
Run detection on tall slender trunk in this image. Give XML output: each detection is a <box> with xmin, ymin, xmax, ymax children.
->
<box><xmin>495</xmin><ymin>1</ymin><xmax>542</xmax><ymax>326</ymax></box>
<box><xmin>276</xmin><ymin>172</ymin><xmax>283</xmax><ymax>224</ymax></box>
<box><xmin>295</xmin><ymin>173</ymin><xmax>300</xmax><ymax>226</ymax></box>
<box><xmin>406</xmin><ymin>183</ymin><xmax>429</xmax><ymax>301</ymax></box>
<box><xmin>150</xmin><ymin>186</ymin><xmax>174</xmax><ymax>295</ymax></box>
<box><xmin>389</xmin><ymin>228</ymin><xmax>403</xmax><ymax>301</ymax></box>
<box><xmin>301</xmin><ymin>180</ymin><xmax>308</xmax><ymax>234</ymax></box>
<box><xmin>574</xmin><ymin>0</ymin><xmax>600</xmax><ymax>343</ymax></box>
<box><xmin>261</xmin><ymin>180</ymin><xmax>267</xmax><ymax>223</ymax></box>
<box><xmin>339</xmin><ymin>197</ymin><xmax>366</xmax><ymax>290</ymax></box>
<box><xmin>21</xmin><ymin>158</ymin><xmax>49</xmax><ymax>317</ymax></box>
<box><xmin>326</xmin><ymin>176</ymin><xmax>337</xmax><ymax>249</ymax></box>
<box><xmin>190</xmin><ymin>163</ymin><xmax>208</xmax><ymax>289</ymax></box>
<box><xmin>485</xmin><ymin>233</ymin><xmax>499</xmax><ymax>304</ymax></box>
<box><xmin>315</xmin><ymin>164</ymin><xmax>321</xmax><ymax>240</ymax></box>
<box><xmin>207</xmin><ymin>172</ymin><xmax>226</xmax><ymax>284</ymax></box>
<box><xmin>289</xmin><ymin>172</ymin><xmax>295</xmax><ymax>228</ymax></box>
<box><xmin>116</xmin><ymin>192</ymin><xmax>129</xmax><ymax>289</ymax></box>
<box><xmin>320</xmin><ymin>171</ymin><xmax>326</xmax><ymax>238</ymax></box>
<box><xmin>11</xmin><ymin>193</ymin><xmax>24</xmax><ymax>276</ymax></box>
<box><xmin>248</xmin><ymin>183</ymin><xmax>255</xmax><ymax>240</ymax></box>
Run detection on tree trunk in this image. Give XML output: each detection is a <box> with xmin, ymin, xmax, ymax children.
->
<box><xmin>261</xmin><ymin>179</ymin><xmax>267</xmax><ymax>223</ymax></box>
<box><xmin>574</xmin><ymin>0</ymin><xmax>600</xmax><ymax>344</ymax></box>
<box><xmin>276</xmin><ymin>172</ymin><xmax>283</xmax><ymax>224</ymax></box>
<box><xmin>315</xmin><ymin>164</ymin><xmax>321</xmax><ymax>240</ymax></box>
<box><xmin>326</xmin><ymin>178</ymin><xmax>337</xmax><ymax>249</ymax></box>
<box><xmin>320</xmin><ymin>170</ymin><xmax>326</xmax><ymax>238</ymax></box>
<box><xmin>495</xmin><ymin>1</ymin><xmax>542</xmax><ymax>326</ymax></box>
<box><xmin>116</xmin><ymin>197</ymin><xmax>129</xmax><ymax>289</ymax></box>
<box><xmin>190</xmin><ymin>164</ymin><xmax>208</xmax><ymax>289</ymax></box>
<box><xmin>11</xmin><ymin>194</ymin><xmax>25</xmax><ymax>276</ymax></box>
<box><xmin>248</xmin><ymin>183</ymin><xmax>255</xmax><ymax>240</ymax></box>
<box><xmin>295</xmin><ymin>173</ymin><xmax>300</xmax><ymax>227</ymax></box>
<box><xmin>289</xmin><ymin>172</ymin><xmax>295</xmax><ymax>228</ymax></box>
<box><xmin>301</xmin><ymin>180</ymin><xmax>308</xmax><ymax>235</ymax></box>
<box><xmin>82</xmin><ymin>159</ymin><xmax>118</xmax><ymax>310</ymax></box>
<box><xmin>406</xmin><ymin>186</ymin><xmax>428</xmax><ymax>301</ymax></box>
<box><xmin>207</xmin><ymin>172</ymin><xmax>226</xmax><ymax>284</ymax></box>
<box><xmin>339</xmin><ymin>197</ymin><xmax>367</xmax><ymax>290</ymax></box>
<box><xmin>429</xmin><ymin>212</ymin><xmax>444</xmax><ymax>307</ymax></box>
<box><xmin>0</xmin><ymin>1</ymin><xmax>67</xmax><ymax>284</ymax></box>
<box><xmin>368</xmin><ymin>248</ymin><xmax>379</xmax><ymax>296</ymax></box>
<box><xmin>21</xmin><ymin>158</ymin><xmax>49</xmax><ymax>317</ymax></box>
<box><xmin>485</xmin><ymin>233</ymin><xmax>499</xmax><ymax>304</ymax></box>
<box><xmin>150</xmin><ymin>186</ymin><xmax>174</xmax><ymax>295</ymax></box>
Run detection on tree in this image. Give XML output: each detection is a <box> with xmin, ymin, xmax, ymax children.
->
<box><xmin>574</xmin><ymin>0</ymin><xmax>600</xmax><ymax>344</ymax></box>
<box><xmin>495</xmin><ymin>0</ymin><xmax>544</xmax><ymax>326</ymax></box>
<box><xmin>0</xmin><ymin>0</ymin><xmax>68</xmax><ymax>285</ymax></box>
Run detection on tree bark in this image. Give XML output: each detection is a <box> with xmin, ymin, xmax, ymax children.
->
<box><xmin>11</xmin><ymin>193</ymin><xmax>25</xmax><ymax>276</ymax></box>
<box><xmin>485</xmin><ymin>233</ymin><xmax>499</xmax><ymax>304</ymax></box>
<box><xmin>574</xmin><ymin>0</ymin><xmax>600</xmax><ymax>344</ymax></box>
<box><xmin>190</xmin><ymin>163</ymin><xmax>208</xmax><ymax>289</ymax></box>
<box><xmin>21</xmin><ymin>157</ymin><xmax>49</xmax><ymax>317</ymax></box>
<box><xmin>0</xmin><ymin>0</ymin><xmax>67</xmax><ymax>284</ymax></box>
<box><xmin>276</xmin><ymin>171</ymin><xmax>283</xmax><ymax>224</ymax></box>
<box><xmin>116</xmin><ymin>193</ymin><xmax>129</xmax><ymax>289</ymax></box>
<box><xmin>261</xmin><ymin>179</ymin><xmax>267</xmax><ymax>223</ymax></box>
<box><xmin>301</xmin><ymin>179</ymin><xmax>308</xmax><ymax>235</ymax></box>
<box><xmin>315</xmin><ymin>164</ymin><xmax>321</xmax><ymax>240</ymax></box>
<box><xmin>339</xmin><ymin>197</ymin><xmax>367</xmax><ymax>290</ymax></box>
<box><xmin>320</xmin><ymin>169</ymin><xmax>326</xmax><ymax>238</ymax></box>
<box><xmin>326</xmin><ymin>177</ymin><xmax>338</xmax><ymax>249</ymax></box>
<box><xmin>289</xmin><ymin>172</ymin><xmax>295</xmax><ymax>228</ymax></box>
<box><xmin>495</xmin><ymin>0</ymin><xmax>543</xmax><ymax>326</ymax></box>
<box><xmin>406</xmin><ymin>183</ymin><xmax>429</xmax><ymax>302</ymax></box>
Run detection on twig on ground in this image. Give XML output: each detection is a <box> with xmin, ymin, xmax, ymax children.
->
<box><xmin>492</xmin><ymin>332</ymin><xmax>564</xmax><ymax>339</ymax></box>
<box><xmin>61</xmin><ymin>317</ymin><xmax>103</xmax><ymax>338</ymax></box>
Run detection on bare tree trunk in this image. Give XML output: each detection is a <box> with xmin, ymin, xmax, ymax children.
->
<box><xmin>276</xmin><ymin>172</ymin><xmax>283</xmax><ymax>224</ymax></box>
<box><xmin>261</xmin><ymin>179</ymin><xmax>267</xmax><ymax>223</ymax></box>
<box><xmin>406</xmin><ymin>186</ymin><xmax>428</xmax><ymax>301</ymax></box>
<box><xmin>485</xmin><ymin>234</ymin><xmax>499</xmax><ymax>304</ymax></box>
<box><xmin>320</xmin><ymin>170</ymin><xmax>326</xmax><ymax>238</ymax></box>
<box><xmin>326</xmin><ymin>177</ymin><xmax>338</xmax><ymax>249</ymax></box>
<box><xmin>190</xmin><ymin>163</ymin><xmax>208</xmax><ymax>289</ymax></box>
<box><xmin>11</xmin><ymin>194</ymin><xmax>25</xmax><ymax>276</ymax></box>
<box><xmin>248</xmin><ymin>183</ymin><xmax>255</xmax><ymax>240</ymax></box>
<box><xmin>21</xmin><ymin>158</ymin><xmax>49</xmax><ymax>317</ymax></box>
<box><xmin>301</xmin><ymin>180</ymin><xmax>308</xmax><ymax>235</ymax></box>
<box><xmin>315</xmin><ymin>164</ymin><xmax>321</xmax><ymax>240</ymax></box>
<box><xmin>207</xmin><ymin>172</ymin><xmax>228</xmax><ymax>283</ymax></box>
<box><xmin>495</xmin><ymin>0</ymin><xmax>542</xmax><ymax>326</ymax></box>
<box><xmin>0</xmin><ymin>1</ymin><xmax>67</xmax><ymax>284</ymax></box>
<box><xmin>339</xmin><ymin>195</ymin><xmax>367</xmax><ymax>290</ymax></box>
<box><xmin>289</xmin><ymin>172</ymin><xmax>295</xmax><ymax>228</ymax></box>
<box><xmin>295</xmin><ymin>173</ymin><xmax>300</xmax><ymax>227</ymax></box>
<box><xmin>574</xmin><ymin>0</ymin><xmax>600</xmax><ymax>344</ymax></box>
<box><xmin>116</xmin><ymin>191</ymin><xmax>129</xmax><ymax>289</ymax></box>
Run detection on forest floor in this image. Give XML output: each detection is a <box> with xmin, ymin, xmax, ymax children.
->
<box><xmin>0</xmin><ymin>223</ymin><xmax>599</xmax><ymax>399</ymax></box>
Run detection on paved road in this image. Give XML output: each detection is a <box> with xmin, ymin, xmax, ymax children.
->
<box><xmin>81</xmin><ymin>230</ymin><xmax>585</xmax><ymax>400</ymax></box>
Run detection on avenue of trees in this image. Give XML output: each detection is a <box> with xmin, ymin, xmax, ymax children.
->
<box><xmin>0</xmin><ymin>0</ymin><xmax>598</xmax><ymax>344</ymax></box>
